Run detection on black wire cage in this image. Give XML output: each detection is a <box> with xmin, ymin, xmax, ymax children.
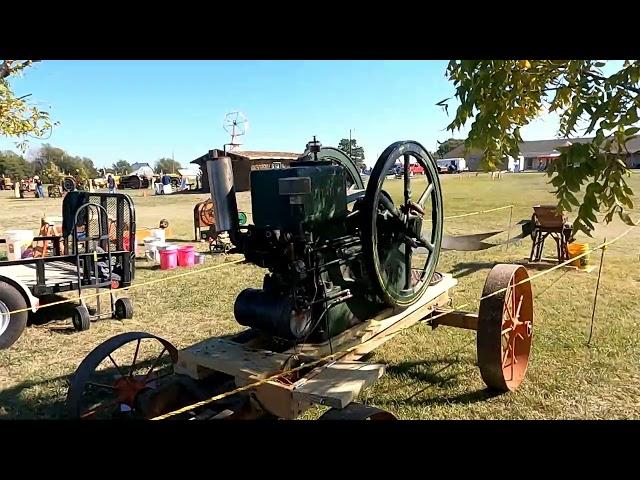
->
<box><xmin>62</xmin><ymin>191</ymin><xmax>137</xmax><ymax>287</ymax></box>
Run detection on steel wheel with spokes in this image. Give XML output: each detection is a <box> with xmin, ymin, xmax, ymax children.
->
<box><xmin>66</xmin><ymin>332</ymin><xmax>179</xmax><ymax>419</ymax></box>
<box><xmin>360</xmin><ymin>141</ymin><xmax>443</xmax><ymax>308</ymax></box>
<box><xmin>477</xmin><ymin>264</ymin><xmax>534</xmax><ymax>392</ymax></box>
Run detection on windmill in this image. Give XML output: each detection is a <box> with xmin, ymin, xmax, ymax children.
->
<box><xmin>223</xmin><ymin>111</ymin><xmax>249</xmax><ymax>153</ymax></box>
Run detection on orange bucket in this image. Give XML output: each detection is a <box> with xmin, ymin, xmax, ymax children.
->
<box><xmin>567</xmin><ymin>243</ymin><xmax>589</xmax><ymax>269</ymax></box>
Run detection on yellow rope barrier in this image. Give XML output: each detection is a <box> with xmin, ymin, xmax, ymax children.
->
<box><xmin>4</xmin><ymin>258</ymin><xmax>245</xmax><ymax>316</ymax></box>
<box><xmin>150</xmin><ymin>227</ymin><xmax>635</xmax><ymax>420</ymax></box>
<box><xmin>1</xmin><ymin>203</ymin><xmax>515</xmax><ymax>317</ymax></box>
<box><xmin>444</xmin><ymin>204</ymin><xmax>515</xmax><ymax>220</ymax></box>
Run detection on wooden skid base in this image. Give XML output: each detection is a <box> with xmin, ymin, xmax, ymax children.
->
<box><xmin>174</xmin><ymin>274</ymin><xmax>457</xmax><ymax>418</ymax></box>
<box><xmin>430</xmin><ymin>310</ymin><xmax>479</xmax><ymax>330</ymax></box>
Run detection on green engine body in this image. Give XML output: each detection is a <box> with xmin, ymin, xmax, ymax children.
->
<box><xmin>250</xmin><ymin>164</ymin><xmax>347</xmax><ymax>232</ymax></box>
<box><xmin>234</xmin><ymin>160</ymin><xmax>384</xmax><ymax>343</ymax></box>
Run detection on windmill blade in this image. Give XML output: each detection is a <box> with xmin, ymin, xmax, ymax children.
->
<box><xmin>223</xmin><ymin>111</ymin><xmax>249</xmax><ymax>136</ymax></box>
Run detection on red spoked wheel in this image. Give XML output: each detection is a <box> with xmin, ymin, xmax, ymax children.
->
<box><xmin>477</xmin><ymin>264</ymin><xmax>533</xmax><ymax>392</ymax></box>
<box><xmin>66</xmin><ymin>332</ymin><xmax>179</xmax><ymax>419</ymax></box>
<box><xmin>199</xmin><ymin>200</ymin><xmax>215</xmax><ymax>228</ymax></box>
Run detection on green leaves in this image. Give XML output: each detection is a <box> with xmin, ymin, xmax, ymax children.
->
<box><xmin>443</xmin><ymin>59</ymin><xmax>639</xmax><ymax>236</ymax></box>
<box><xmin>619</xmin><ymin>211</ymin><xmax>638</xmax><ymax>226</ymax></box>
<box><xmin>1</xmin><ymin>60</ymin><xmax>55</xmax><ymax>151</ymax></box>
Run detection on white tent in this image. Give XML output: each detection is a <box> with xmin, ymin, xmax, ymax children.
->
<box><xmin>130</xmin><ymin>165</ymin><xmax>155</xmax><ymax>178</ymax></box>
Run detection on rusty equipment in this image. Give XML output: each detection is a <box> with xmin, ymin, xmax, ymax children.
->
<box><xmin>529</xmin><ymin>205</ymin><xmax>573</xmax><ymax>263</ymax></box>
<box><xmin>66</xmin><ymin>138</ymin><xmax>536</xmax><ymax>420</ymax></box>
<box><xmin>0</xmin><ymin>177</ymin><xmax>14</xmax><ymax>190</ymax></box>
<box><xmin>193</xmin><ymin>199</ymin><xmax>248</xmax><ymax>254</ymax></box>
<box><xmin>48</xmin><ymin>185</ymin><xmax>63</xmax><ymax>198</ymax></box>
<box><xmin>193</xmin><ymin>199</ymin><xmax>215</xmax><ymax>241</ymax></box>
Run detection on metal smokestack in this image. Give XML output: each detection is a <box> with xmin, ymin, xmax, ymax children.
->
<box><xmin>207</xmin><ymin>149</ymin><xmax>239</xmax><ymax>233</ymax></box>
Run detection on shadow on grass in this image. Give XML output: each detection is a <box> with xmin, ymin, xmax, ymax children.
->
<box><xmin>29</xmin><ymin>295</ymin><xmax>78</xmax><ymax>326</ymax></box>
<box><xmin>450</xmin><ymin>261</ymin><xmax>497</xmax><ymax>279</ymax></box>
<box><xmin>0</xmin><ymin>370</ymin><xmax>71</xmax><ymax>419</ymax></box>
<box><xmin>0</xmin><ymin>355</ymin><xmax>173</xmax><ymax>420</ymax></box>
<box><xmin>386</xmin><ymin>358</ymin><xmax>466</xmax><ymax>386</ymax></box>
<box><xmin>29</xmin><ymin>295</ymin><xmax>125</xmax><ymax>335</ymax></box>
<box><xmin>405</xmin><ymin>387</ymin><xmax>503</xmax><ymax>408</ymax></box>
<box><xmin>385</xmin><ymin>353</ymin><xmax>504</xmax><ymax>407</ymax></box>
<box><xmin>135</xmin><ymin>262</ymin><xmax>160</xmax><ymax>271</ymax></box>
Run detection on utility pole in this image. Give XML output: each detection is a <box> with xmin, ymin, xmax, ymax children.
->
<box><xmin>349</xmin><ymin>129</ymin><xmax>352</xmax><ymax>157</ymax></box>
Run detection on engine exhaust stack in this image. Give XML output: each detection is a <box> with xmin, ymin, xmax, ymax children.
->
<box><xmin>207</xmin><ymin>149</ymin><xmax>239</xmax><ymax>234</ymax></box>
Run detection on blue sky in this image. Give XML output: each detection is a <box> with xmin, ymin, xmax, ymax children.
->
<box><xmin>0</xmin><ymin>60</ymin><xmax>598</xmax><ymax>168</ymax></box>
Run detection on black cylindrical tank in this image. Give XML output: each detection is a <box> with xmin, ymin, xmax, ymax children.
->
<box><xmin>234</xmin><ymin>289</ymin><xmax>312</xmax><ymax>340</ymax></box>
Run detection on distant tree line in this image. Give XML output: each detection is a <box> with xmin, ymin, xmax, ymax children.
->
<box><xmin>0</xmin><ymin>144</ymin><xmax>102</xmax><ymax>184</ymax></box>
<box><xmin>0</xmin><ymin>150</ymin><xmax>33</xmax><ymax>179</ymax></box>
<box><xmin>154</xmin><ymin>158</ymin><xmax>182</xmax><ymax>174</ymax></box>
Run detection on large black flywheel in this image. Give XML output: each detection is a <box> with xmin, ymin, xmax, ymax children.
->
<box><xmin>361</xmin><ymin>141</ymin><xmax>443</xmax><ymax>308</ymax></box>
<box><xmin>297</xmin><ymin>146</ymin><xmax>365</xmax><ymax>191</ymax></box>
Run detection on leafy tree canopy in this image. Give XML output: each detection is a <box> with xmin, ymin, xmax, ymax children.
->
<box><xmin>338</xmin><ymin>138</ymin><xmax>365</xmax><ymax>170</ymax></box>
<box><xmin>155</xmin><ymin>158</ymin><xmax>181</xmax><ymax>174</ymax></box>
<box><xmin>0</xmin><ymin>150</ymin><xmax>33</xmax><ymax>179</ymax></box>
<box><xmin>440</xmin><ymin>60</ymin><xmax>640</xmax><ymax>236</ymax></box>
<box><xmin>435</xmin><ymin>138</ymin><xmax>465</xmax><ymax>158</ymax></box>
<box><xmin>1</xmin><ymin>60</ymin><xmax>57</xmax><ymax>151</ymax></box>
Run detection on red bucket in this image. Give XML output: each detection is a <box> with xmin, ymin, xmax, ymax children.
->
<box><xmin>177</xmin><ymin>245</ymin><xmax>195</xmax><ymax>267</ymax></box>
<box><xmin>159</xmin><ymin>246</ymin><xmax>178</xmax><ymax>270</ymax></box>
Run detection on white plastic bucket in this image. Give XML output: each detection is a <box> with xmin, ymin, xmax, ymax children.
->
<box><xmin>162</xmin><ymin>184</ymin><xmax>172</xmax><ymax>195</ymax></box>
<box><xmin>150</xmin><ymin>228</ymin><xmax>166</xmax><ymax>243</ymax></box>
<box><xmin>4</xmin><ymin>229</ymin><xmax>34</xmax><ymax>261</ymax></box>
<box><xmin>144</xmin><ymin>237</ymin><xmax>162</xmax><ymax>262</ymax></box>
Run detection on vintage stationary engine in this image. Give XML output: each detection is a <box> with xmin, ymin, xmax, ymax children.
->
<box><xmin>207</xmin><ymin>138</ymin><xmax>443</xmax><ymax>344</ymax></box>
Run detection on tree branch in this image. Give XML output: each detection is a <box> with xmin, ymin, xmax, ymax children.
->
<box><xmin>582</xmin><ymin>68</ymin><xmax>640</xmax><ymax>95</ymax></box>
<box><xmin>0</xmin><ymin>60</ymin><xmax>39</xmax><ymax>80</ymax></box>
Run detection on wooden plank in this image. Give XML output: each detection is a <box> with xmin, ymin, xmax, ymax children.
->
<box><xmin>175</xmin><ymin>273</ymin><xmax>457</xmax><ymax>416</ymax></box>
<box><xmin>0</xmin><ymin>261</ymin><xmax>79</xmax><ymax>287</ymax></box>
<box><xmin>243</xmin><ymin>380</ymin><xmax>310</xmax><ymax>419</ymax></box>
<box><xmin>176</xmin><ymin>338</ymin><xmax>292</xmax><ymax>381</ymax></box>
<box><xmin>344</xmin><ymin>291</ymin><xmax>451</xmax><ymax>361</ymax></box>
<box><xmin>431</xmin><ymin>310</ymin><xmax>479</xmax><ymax>331</ymax></box>
<box><xmin>291</xmin><ymin>361</ymin><xmax>386</xmax><ymax>409</ymax></box>
<box><xmin>287</xmin><ymin>274</ymin><xmax>456</xmax><ymax>359</ymax></box>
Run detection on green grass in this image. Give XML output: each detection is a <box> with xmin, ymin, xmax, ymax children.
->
<box><xmin>1</xmin><ymin>172</ymin><xmax>639</xmax><ymax>419</ymax></box>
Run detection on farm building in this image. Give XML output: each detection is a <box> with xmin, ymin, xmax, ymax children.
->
<box><xmin>191</xmin><ymin>150</ymin><xmax>301</xmax><ymax>192</ymax></box>
<box><xmin>444</xmin><ymin>136</ymin><xmax>640</xmax><ymax>171</ymax></box>
<box><xmin>129</xmin><ymin>163</ymin><xmax>155</xmax><ymax>178</ymax></box>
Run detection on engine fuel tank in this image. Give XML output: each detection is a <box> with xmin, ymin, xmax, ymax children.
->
<box><xmin>250</xmin><ymin>164</ymin><xmax>347</xmax><ymax>231</ymax></box>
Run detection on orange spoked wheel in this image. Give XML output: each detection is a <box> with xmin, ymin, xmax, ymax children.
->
<box><xmin>477</xmin><ymin>264</ymin><xmax>533</xmax><ymax>392</ymax></box>
<box><xmin>199</xmin><ymin>200</ymin><xmax>215</xmax><ymax>228</ymax></box>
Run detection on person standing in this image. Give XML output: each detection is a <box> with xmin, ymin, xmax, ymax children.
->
<box><xmin>34</xmin><ymin>175</ymin><xmax>45</xmax><ymax>198</ymax></box>
<box><xmin>107</xmin><ymin>174</ymin><xmax>116</xmax><ymax>193</ymax></box>
<box><xmin>161</xmin><ymin>172</ymin><xmax>171</xmax><ymax>194</ymax></box>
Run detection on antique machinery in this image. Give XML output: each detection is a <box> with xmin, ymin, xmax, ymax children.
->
<box><xmin>66</xmin><ymin>137</ymin><xmax>535</xmax><ymax>420</ymax></box>
<box><xmin>206</xmin><ymin>137</ymin><xmax>442</xmax><ymax>343</ymax></box>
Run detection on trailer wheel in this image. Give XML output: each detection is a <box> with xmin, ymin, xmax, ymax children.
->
<box><xmin>72</xmin><ymin>305</ymin><xmax>91</xmax><ymax>332</ymax></box>
<box><xmin>63</xmin><ymin>177</ymin><xmax>77</xmax><ymax>192</ymax></box>
<box><xmin>0</xmin><ymin>283</ymin><xmax>29</xmax><ymax>349</ymax></box>
<box><xmin>114</xmin><ymin>297</ymin><xmax>134</xmax><ymax>319</ymax></box>
<box><xmin>477</xmin><ymin>264</ymin><xmax>533</xmax><ymax>392</ymax></box>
